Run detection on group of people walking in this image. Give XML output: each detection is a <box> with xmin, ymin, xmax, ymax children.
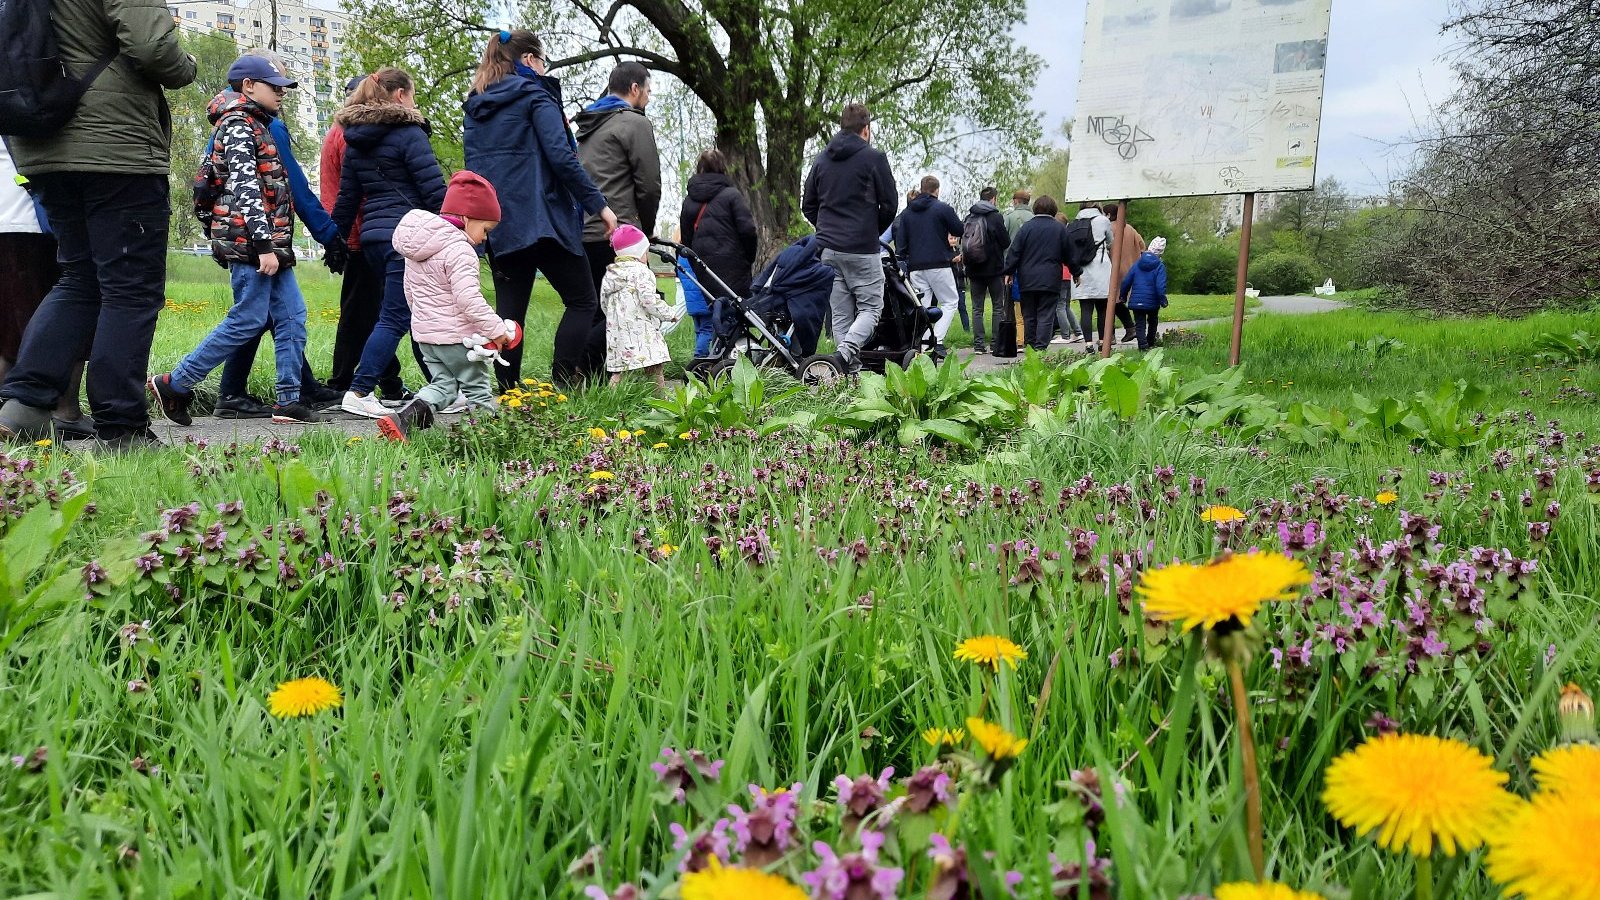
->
<box><xmin>0</xmin><ymin>0</ymin><xmax>1166</xmax><ymax>449</ymax></box>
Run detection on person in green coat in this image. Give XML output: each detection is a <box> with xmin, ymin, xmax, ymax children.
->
<box><xmin>0</xmin><ymin>0</ymin><xmax>195</xmax><ymax>449</ymax></box>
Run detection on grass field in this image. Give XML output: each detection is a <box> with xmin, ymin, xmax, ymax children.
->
<box><xmin>2</xmin><ymin>259</ymin><xmax>1598</xmax><ymax>897</ymax></box>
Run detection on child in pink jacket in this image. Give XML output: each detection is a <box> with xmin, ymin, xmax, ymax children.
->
<box><xmin>378</xmin><ymin>170</ymin><xmax>514</xmax><ymax>441</ymax></box>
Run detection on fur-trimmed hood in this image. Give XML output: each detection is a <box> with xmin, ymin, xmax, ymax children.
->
<box><xmin>335</xmin><ymin>101</ymin><xmax>431</xmax><ymax>135</ymax></box>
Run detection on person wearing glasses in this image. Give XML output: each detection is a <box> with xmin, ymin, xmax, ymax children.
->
<box><xmin>464</xmin><ymin>29</ymin><xmax>618</xmax><ymax>390</ymax></box>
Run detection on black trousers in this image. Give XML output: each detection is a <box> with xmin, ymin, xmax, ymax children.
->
<box><xmin>325</xmin><ymin>247</ymin><xmax>407</xmax><ymax>395</ymax></box>
<box><xmin>1133</xmin><ymin>308</ymin><xmax>1160</xmax><ymax>350</ymax></box>
<box><xmin>1</xmin><ymin>173</ymin><xmax>167</xmax><ymax>437</ymax></box>
<box><xmin>1019</xmin><ymin>290</ymin><xmax>1058</xmax><ymax>351</ymax></box>
<box><xmin>1079</xmin><ymin>297</ymin><xmax>1134</xmax><ymax>344</ymax></box>
<box><xmin>492</xmin><ymin>239</ymin><xmax>604</xmax><ymax>390</ymax></box>
<box><xmin>968</xmin><ymin>274</ymin><xmax>1006</xmax><ymax>349</ymax></box>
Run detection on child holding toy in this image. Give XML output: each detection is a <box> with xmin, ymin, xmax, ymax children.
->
<box><xmin>377</xmin><ymin>170</ymin><xmax>518</xmax><ymax>441</ymax></box>
<box><xmin>600</xmin><ymin>224</ymin><xmax>679</xmax><ymax>391</ymax></box>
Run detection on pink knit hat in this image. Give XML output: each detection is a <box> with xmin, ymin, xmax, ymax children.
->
<box><xmin>610</xmin><ymin>223</ymin><xmax>649</xmax><ymax>260</ymax></box>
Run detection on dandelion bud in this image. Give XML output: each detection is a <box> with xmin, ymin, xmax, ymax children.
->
<box><xmin>1559</xmin><ymin>682</ymin><xmax>1595</xmax><ymax>744</ymax></box>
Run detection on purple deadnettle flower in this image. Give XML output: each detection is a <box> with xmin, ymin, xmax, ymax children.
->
<box><xmin>582</xmin><ymin>886</ymin><xmax>638</xmax><ymax>900</ymax></box>
<box><xmin>903</xmin><ymin>766</ymin><xmax>954</xmax><ymax>814</ymax></box>
<box><xmin>668</xmin><ymin>819</ymin><xmax>730</xmax><ymax>873</ymax></box>
<box><xmin>834</xmin><ymin>767</ymin><xmax>893</xmax><ymax>820</ymax></box>
<box><xmin>650</xmin><ymin>747</ymin><xmax>724</xmax><ymax>803</ymax></box>
<box><xmin>727</xmin><ymin>783</ymin><xmax>802</xmax><ymax>866</ymax></box>
<box><xmin>803</xmin><ymin>830</ymin><xmax>904</xmax><ymax>900</ymax></box>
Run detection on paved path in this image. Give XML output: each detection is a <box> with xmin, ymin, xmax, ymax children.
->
<box><xmin>149</xmin><ymin>296</ymin><xmax>1347</xmax><ymax>444</ymax></box>
<box><xmin>959</xmin><ymin>294</ymin><xmax>1346</xmax><ymax>374</ymax></box>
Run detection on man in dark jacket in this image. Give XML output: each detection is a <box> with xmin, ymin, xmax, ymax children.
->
<box><xmin>962</xmin><ymin>186</ymin><xmax>1011</xmax><ymax>354</ymax></box>
<box><xmin>1004</xmin><ymin>195</ymin><xmax>1081</xmax><ymax>352</ymax></box>
<box><xmin>800</xmin><ymin>102</ymin><xmax>897</xmax><ymax>370</ymax></box>
<box><xmin>892</xmin><ymin>175</ymin><xmax>963</xmax><ymax>348</ymax></box>
<box><xmin>0</xmin><ymin>0</ymin><xmax>196</xmax><ymax>447</ymax></box>
<box><xmin>576</xmin><ymin>62</ymin><xmax>662</xmax><ymax>294</ymax></box>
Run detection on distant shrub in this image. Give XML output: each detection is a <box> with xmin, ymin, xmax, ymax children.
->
<box><xmin>1249</xmin><ymin>252</ymin><xmax>1318</xmax><ymax>296</ymax></box>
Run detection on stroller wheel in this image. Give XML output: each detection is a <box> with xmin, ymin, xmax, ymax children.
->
<box><xmin>899</xmin><ymin>349</ymin><xmax>920</xmax><ymax>370</ymax></box>
<box><xmin>704</xmin><ymin>359</ymin><xmax>737</xmax><ymax>386</ymax></box>
<box><xmin>687</xmin><ymin>358</ymin><xmax>715</xmax><ymax>381</ymax></box>
<box><xmin>801</xmin><ymin>354</ymin><xmax>847</xmax><ymax>386</ymax></box>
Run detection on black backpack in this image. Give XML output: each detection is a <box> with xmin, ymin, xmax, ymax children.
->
<box><xmin>1064</xmin><ymin>218</ymin><xmax>1101</xmax><ymax>271</ymax></box>
<box><xmin>960</xmin><ymin>213</ymin><xmax>989</xmax><ymax>267</ymax></box>
<box><xmin>0</xmin><ymin>0</ymin><xmax>117</xmax><ymax>138</ymax></box>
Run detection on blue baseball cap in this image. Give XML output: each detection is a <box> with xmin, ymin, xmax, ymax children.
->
<box><xmin>227</xmin><ymin>55</ymin><xmax>297</xmax><ymax>88</ymax></box>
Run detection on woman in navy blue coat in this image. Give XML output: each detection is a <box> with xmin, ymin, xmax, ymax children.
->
<box><xmin>330</xmin><ymin>67</ymin><xmax>447</xmax><ymax>417</ymax></box>
<box><xmin>464</xmin><ymin>29</ymin><xmax>618</xmax><ymax>389</ymax></box>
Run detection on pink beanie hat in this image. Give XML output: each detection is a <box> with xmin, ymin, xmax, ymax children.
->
<box><xmin>610</xmin><ymin>223</ymin><xmax>649</xmax><ymax>260</ymax></box>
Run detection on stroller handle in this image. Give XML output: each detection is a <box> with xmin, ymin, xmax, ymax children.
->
<box><xmin>650</xmin><ymin>237</ymin><xmax>743</xmax><ymax>303</ymax></box>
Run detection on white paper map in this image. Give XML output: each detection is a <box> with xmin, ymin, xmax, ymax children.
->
<box><xmin>1067</xmin><ymin>0</ymin><xmax>1333</xmax><ymax>200</ymax></box>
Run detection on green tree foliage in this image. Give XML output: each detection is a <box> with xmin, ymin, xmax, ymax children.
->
<box><xmin>167</xmin><ymin>29</ymin><xmax>240</xmax><ymax>247</ymax></box>
<box><xmin>343</xmin><ymin>0</ymin><xmax>1044</xmax><ymax>254</ymax></box>
<box><xmin>1249</xmin><ymin>250</ymin><xmax>1318</xmax><ymax>295</ymax></box>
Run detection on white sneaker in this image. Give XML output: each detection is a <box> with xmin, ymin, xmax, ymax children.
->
<box><xmin>442</xmin><ymin>392</ymin><xmax>470</xmax><ymax>414</ymax></box>
<box><xmin>1050</xmin><ymin>335</ymin><xmax>1068</xmax><ymax>344</ymax></box>
<box><xmin>341</xmin><ymin>391</ymin><xmax>391</xmax><ymax>419</ymax></box>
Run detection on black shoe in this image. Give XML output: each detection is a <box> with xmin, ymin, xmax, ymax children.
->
<box><xmin>972</xmin><ymin>345</ymin><xmax>986</xmax><ymax>354</ymax></box>
<box><xmin>146</xmin><ymin>374</ymin><xmax>193</xmax><ymax>426</ymax></box>
<box><xmin>51</xmin><ymin>414</ymin><xmax>96</xmax><ymax>441</ymax></box>
<box><xmin>1121</xmin><ymin>327</ymin><xmax>1138</xmax><ymax>344</ymax></box>
<box><xmin>214</xmin><ymin>394</ymin><xmax>274</xmax><ymax>419</ymax></box>
<box><xmin>377</xmin><ymin>398</ymin><xmax>434</xmax><ymax>442</ymax></box>
<box><xmin>271</xmin><ymin>401</ymin><xmax>321</xmax><ymax>424</ymax></box>
<box><xmin>90</xmin><ymin>428</ymin><xmax>163</xmax><ymax>453</ymax></box>
<box><xmin>304</xmin><ymin>384</ymin><xmax>345</xmax><ymax>411</ymax></box>
<box><xmin>0</xmin><ymin>399</ymin><xmax>53</xmax><ymax>442</ymax></box>
<box><xmin>377</xmin><ymin>386</ymin><xmax>415</xmax><ymax>409</ymax></box>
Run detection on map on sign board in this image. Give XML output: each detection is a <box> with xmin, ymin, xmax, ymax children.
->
<box><xmin>1066</xmin><ymin>0</ymin><xmax>1333</xmax><ymax>200</ymax></box>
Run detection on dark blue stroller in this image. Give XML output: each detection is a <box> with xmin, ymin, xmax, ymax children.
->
<box><xmin>650</xmin><ymin>238</ymin><xmax>809</xmax><ymax>383</ymax></box>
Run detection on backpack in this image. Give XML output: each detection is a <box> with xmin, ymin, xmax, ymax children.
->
<box><xmin>0</xmin><ymin>0</ymin><xmax>118</xmax><ymax>138</ymax></box>
<box><xmin>191</xmin><ymin>126</ymin><xmax>225</xmax><ymax>233</ymax></box>
<box><xmin>1064</xmin><ymin>218</ymin><xmax>1101</xmax><ymax>271</ymax></box>
<box><xmin>960</xmin><ymin>213</ymin><xmax>989</xmax><ymax>267</ymax></box>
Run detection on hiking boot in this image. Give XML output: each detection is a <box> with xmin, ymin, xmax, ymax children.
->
<box><xmin>271</xmin><ymin>400</ymin><xmax>321</xmax><ymax>424</ymax></box>
<box><xmin>0</xmin><ymin>399</ymin><xmax>53</xmax><ymax>442</ymax></box>
<box><xmin>377</xmin><ymin>398</ymin><xmax>435</xmax><ymax>442</ymax></box>
<box><xmin>1120</xmin><ymin>327</ymin><xmax>1138</xmax><ymax>344</ymax></box>
<box><xmin>146</xmin><ymin>374</ymin><xmax>193</xmax><ymax>426</ymax></box>
<box><xmin>341</xmin><ymin>391</ymin><xmax>390</xmax><ymax>419</ymax></box>
<box><xmin>52</xmin><ymin>414</ymin><xmax>96</xmax><ymax>441</ymax></box>
<box><xmin>214</xmin><ymin>394</ymin><xmax>274</xmax><ymax>419</ymax></box>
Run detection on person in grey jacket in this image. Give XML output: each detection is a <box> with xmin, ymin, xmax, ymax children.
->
<box><xmin>0</xmin><ymin>0</ymin><xmax>197</xmax><ymax>447</ymax></box>
<box><xmin>576</xmin><ymin>62</ymin><xmax>662</xmax><ymax>294</ymax></box>
<box><xmin>800</xmin><ymin>102</ymin><xmax>897</xmax><ymax>371</ymax></box>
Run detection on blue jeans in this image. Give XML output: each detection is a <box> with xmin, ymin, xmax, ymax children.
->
<box><xmin>350</xmin><ymin>244</ymin><xmax>410</xmax><ymax>395</ymax></box>
<box><xmin>219</xmin><ymin>325</ymin><xmax>319</xmax><ymax>398</ymax></box>
<box><xmin>172</xmin><ymin>263</ymin><xmax>307</xmax><ymax>403</ymax></box>
<box><xmin>691</xmin><ymin>312</ymin><xmax>714</xmax><ymax>357</ymax></box>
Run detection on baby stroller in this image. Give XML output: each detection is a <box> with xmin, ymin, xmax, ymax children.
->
<box><xmin>799</xmin><ymin>242</ymin><xmax>943</xmax><ymax>384</ymax></box>
<box><xmin>652</xmin><ymin>238</ymin><xmax>807</xmax><ymax>383</ymax></box>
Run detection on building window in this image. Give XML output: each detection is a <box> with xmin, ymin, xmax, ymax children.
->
<box><xmin>297</xmin><ymin>16</ymin><xmax>304</xmax><ymax>22</ymax></box>
<box><xmin>332</xmin><ymin>21</ymin><xmax>342</xmax><ymax>30</ymax></box>
<box><xmin>310</xmin><ymin>17</ymin><xmax>323</xmax><ymax>27</ymax></box>
<box><xmin>252</xmin><ymin>19</ymin><xmax>260</xmax><ymax>27</ymax></box>
<box><xmin>279</xmin><ymin>14</ymin><xmax>289</xmax><ymax>23</ymax></box>
<box><xmin>184</xmin><ymin>10</ymin><xmax>195</xmax><ymax>19</ymax></box>
<box><xmin>217</xmin><ymin>13</ymin><xmax>233</xmax><ymax>24</ymax></box>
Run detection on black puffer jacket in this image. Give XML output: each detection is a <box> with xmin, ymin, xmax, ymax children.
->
<box><xmin>680</xmin><ymin>172</ymin><xmax>758</xmax><ymax>296</ymax></box>
<box><xmin>330</xmin><ymin>102</ymin><xmax>446</xmax><ymax>248</ymax></box>
<box><xmin>1004</xmin><ymin>214</ymin><xmax>1081</xmax><ymax>293</ymax></box>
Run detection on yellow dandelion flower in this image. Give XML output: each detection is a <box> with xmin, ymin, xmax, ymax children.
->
<box><xmin>522</xmin><ymin>378</ymin><xmax>536</xmax><ymax>386</ymax></box>
<box><xmin>506</xmin><ymin>398</ymin><xmax>523</xmax><ymax>408</ymax></box>
<box><xmin>1486</xmin><ymin>790</ymin><xmax>1600</xmax><ymax>900</ymax></box>
<box><xmin>540</xmin><ymin>382</ymin><xmax>554</xmax><ymax>389</ymax></box>
<box><xmin>1138</xmin><ymin>552</ymin><xmax>1311</xmax><ymax>633</ymax></box>
<box><xmin>965</xmin><ymin>717</ymin><xmax>1027</xmax><ymax>759</ymax></box>
<box><xmin>657</xmin><ymin>543</ymin><xmax>677</xmax><ymax>557</ymax></box>
<box><xmin>953</xmin><ymin>635</ymin><xmax>1028</xmax><ymax>671</ymax></box>
<box><xmin>1201</xmin><ymin>504</ymin><xmax>1246</xmax><ymax>523</ymax></box>
<box><xmin>1215</xmin><ymin>883</ymin><xmax>1325</xmax><ymax>900</ymax></box>
<box><xmin>615</xmin><ymin>429</ymin><xmax>633</xmax><ymax>440</ymax></box>
<box><xmin>588</xmin><ymin>427</ymin><xmax>609</xmax><ymax>441</ymax></box>
<box><xmin>1322</xmin><ymin>733</ymin><xmax>1518</xmax><ymax>857</ymax></box>
<box><xmin>33</xmin><ymin>438</ymin><xmax>51</xmax><ymax>448</ymax></box>
<box><xmin>680</xmin><ymin>858</ymin><xmax>807</xmax><ymax>900</ymax></box>
<box><xmin>345</xmin><ymin>436</ymin><xmax>363</xmax><ymax>445</ymax></box>
<box><xmin>267</xmin><ymin>677</ymin><xmax>342</xmax><ymax>719</ymax></box>
<box><xmin>585</xmin><ymin>485</ymin><xmax>598</xmax><ymax>495</ymax></box>
<box><xmin>679</xmin><ymin>431</ymin><xmax>694</xmax><ymax>441</ymax></box>
<box><xmin>537</xmin><ymin>389</ymin><xmax>554</xmax><ymax>398</ymax></box>
<box><xmin>589</xmin><ymin>471</ymin><xmax>615</xmax><ymax>481</ymax></box>
<box><xmin>1375</xmin><ymin>491</ymin><xmax>1399</xmax><ymax>506</ymax></box>
<box><xmin>1531</xmin><ymin>743</ymin><xmax>1600</xmax><ymax>797</ymax></box>
<box><xmin>921</xmin><ymin>727</ymin><xmax>966</xmax><ymax>748</ymax></box>
<box><xmin>557</xmin><ymin>394</ymin><xmax>569</xmax><ymax>403</ymax></box>
<box><xmin>652</xmin><ymin>442</ymin><xmax>669</xmax><ymax>449</ymax></box>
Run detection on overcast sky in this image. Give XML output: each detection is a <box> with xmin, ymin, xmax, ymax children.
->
<box><xmin>1017</xmin><ymin>0</ymin><xmax>1458</xmax><ymax>195</ymax></box>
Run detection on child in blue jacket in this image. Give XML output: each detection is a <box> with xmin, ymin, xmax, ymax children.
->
<box><xmin>676</xmin><ymin>254</ymin><xmax>713</xmax><ymax>357</ymax></box>
<box><xmin>1118</xmin><ymin>236</ymin><xmax>1168</xmax><ymax>351</ymax></box>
